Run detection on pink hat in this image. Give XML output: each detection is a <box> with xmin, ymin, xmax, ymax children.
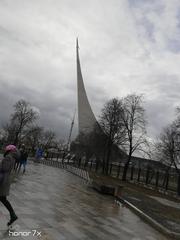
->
<box><xmin>5</xmin><ymin>145</ymin><xmax>17</xmax><ymax>152</ymax></box>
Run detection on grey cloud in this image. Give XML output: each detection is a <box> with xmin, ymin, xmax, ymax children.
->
<box><xmin>0</xmin><ymin>0</ymin><xmax>180</xmax><ymax>143</ymax></box>
<box><xmin>0</xmin><ymin>79</ymin><xmax>77</xmax><ymax>139</ymax></box>
<box><xmin>167</xmin><ymin>39</ymin><xmax>180</xmax><ymax>53</ymax></box>
<box><xmin>144</xmin><ymin>74</ymin><xmax>180</xmax><ymax>138</ymax></box>
<box><xmin>145</xmin><ymin>99</ymin><xmax>175</xmax><ymax>139</ymax></box>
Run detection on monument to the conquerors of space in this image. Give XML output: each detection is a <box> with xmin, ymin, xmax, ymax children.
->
<box><xmin>76</xmin><ymin>39</ymin><xmax>97</xmax><ymax>135</ymax></box>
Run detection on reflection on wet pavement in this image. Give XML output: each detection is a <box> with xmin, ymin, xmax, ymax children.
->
<box><xmin>150</xmin><ymin>195</ymin><xmax>180</xmax><ymax>209</ymax></box>
<box><xmin>0</xmin><ymin>162</ymin><xmax>168</xmax><ymax>239</ymax></box>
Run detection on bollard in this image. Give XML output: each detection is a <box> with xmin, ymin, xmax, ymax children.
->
<box><xmin>90</xmin><ymin>160</ymin><xmax>93</xmax><ymax>171</ymax></box>
<box><xmin>78</xmin><ymin>158</ymin><xmax>81</xmax><ymax>168</ymax></box>
<box><xmin>137</xmin><ymin>168</ymin><xmax>141</xmax><ymax>182</ymax></box>
<box><xmin>114</xmin><ymin>185</ymin><xmax>123</xmax><ymax>198</ymax></box>
<box><xmin>95</xmin><ymin>161</ymin><xmax>99</xmax><ymax>172</ymax></box>
<box><xmin>130</xmin><ymin>166</ymin><xmax>134</xmax><ymax>180</ymax></box>
<box><xmin>165</xmin><ymin>173</ymin><xmax>169</xmax><ymax>191</ymax></box>
<box><xmin>109</xmin><ymin>163</ymin><xmax>113</xmax><ymax>175</ymax></box>
<box><xmin>116</xmin><ymin>165</ymin><xmax>121</xmax><ymax>178</ymax></box>
<box><xmin>84</xmin><ymin>161</ymin><xmax>86</xmax><ymax>169</ymax></box>
<box><xmin>155</xmin><ymin>171</ymin><xmax>159</xmax><ymax>187</ymax></box>
<box><xmin>146</xmin><ymin>168</ymin><xmax>150</xmax><ymax>185</ymax></box>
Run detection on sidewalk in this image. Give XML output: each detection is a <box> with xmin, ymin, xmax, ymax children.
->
<box><xmin>122</xmin><ymin>182</ymin><xmax>180</xmax><ymax>239</ymax></box>
<box><xmin>90</xmin><ymin>173</ymin><xmax>180</xmax><ymax>239</ymax></box>
<box><xmin>0</xmin><ymin>162</ymin><xmax>169</xmax><ymax>240</ymax></box>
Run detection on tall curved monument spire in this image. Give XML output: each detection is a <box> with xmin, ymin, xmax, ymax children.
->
<box><xmin>76</xmin><ymin>38</ymin><xmax>97</xmax><ymax>135</ymax></box>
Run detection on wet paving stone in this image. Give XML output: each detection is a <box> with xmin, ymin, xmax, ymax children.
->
<box><xmin>0</xmin><ymin>162</ymin><xmax>168</xmax><ymax>239</ymax></box>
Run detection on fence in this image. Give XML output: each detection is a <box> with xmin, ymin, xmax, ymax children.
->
<box><xmin>31</xmin><ymin>152</ymin><xmax>180</xmax><ymax>196</ymax></box>
<box><xmin>85</xmin><ymin>160</ymin><xmax>180</xmax><ymax>195</ymax></box>
<box><xmin>30</xmin><ymin>157</ymin><xmax>91</xmax><ymax>182</ymax></box>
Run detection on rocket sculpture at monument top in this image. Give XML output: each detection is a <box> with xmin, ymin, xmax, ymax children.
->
<box><xmin>76</xmin><ymin>39</ymin><xmax>97</xmax><ymax>135</ymax></box>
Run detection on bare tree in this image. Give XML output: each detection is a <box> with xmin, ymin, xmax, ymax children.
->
<box><xmin>5</xmin><ymin>99</ymin><xmax>39</xmax><ymax>145</ymax></box>
<box><xmin>0</xmin><ymin>128</ymin><xmax>7</xmax><ymax>149</ymax></box>
<box><xmin>155</xmin><ymin>122</ymin><xmax>180</xmax><ymax>174</ymax></box>
<box><xmin>99</xmin><ymin>98</ymin><xmax>126</xmax><ymax>174</ymax></box>
<box><xmin>23</xmin><ymin>125</ymin><xmax>43</xmax><ymax>154</ymax></box>
<box><xmin>40</xmin><ymin>130</ymin><xmax>56</xmax><ymax>151</ymax></box>
<box><xmin>88</xmin><ymin>125</ymin><xmax>108</xmax><ymax>163</ymax></box>
<box><xmin>3</xmin><ymin>123</ymin><xmax>16</xmax><ymax>145</ymax></box>
<box><xmin>121</xmin><ymin>94</ymin><xmax>148</xmax><ymax>181</ymax></box>
<box><xmin>70</xmin><ymin>124</ymin><xmax>106</xmax><ymax>166</ymax></box>
<box><xmin>71</xmin><ymin>132</ymin><xmax>93</xmax><ymax>161</ymax></box>
<box><xmin>53</xmin><ymin>139</ymin><xmax>65</xmax><ymax>152</ymax></box>
<box><xmin>154</xmin><ymin>121</ymin><xmax>180</xmax><ymax>192</ymax></box>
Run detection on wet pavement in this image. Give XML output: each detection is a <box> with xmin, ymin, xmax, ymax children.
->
<box><xmin>123</xmin><ymin>183</ymin><xmax>180</xmax><ymax>235</ymax></box>
<box><xmin>150</xmin><ymin>196</ymin><xmax>180</xmax><ymax>209</ymax></box>
<box><xmin>0</xmin><ymin>162</ymin><xmax>169</xmax><ymax>240</ymax></box>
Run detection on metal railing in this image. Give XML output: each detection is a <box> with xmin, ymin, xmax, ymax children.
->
<box><xmin>30</xmin><ymin>157</ymin><xmax>91</xmax><ymax>182</ymax></box>
<box><xmin>29</xmin><ymin>154</ymin><xmax>180</xmax><ymax>196</ymax></box>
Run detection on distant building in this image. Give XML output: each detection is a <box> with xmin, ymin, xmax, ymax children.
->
<box><xmin>130</xmin><ymin>156</ymin><xmax>167</xmax><ymax>170</ymax></box>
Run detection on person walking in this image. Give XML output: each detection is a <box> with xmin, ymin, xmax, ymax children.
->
<box><xmin>13</xmin><ymin>148</ymin><xmax>21</xmax><ymax>172</ymax></box>
<box><xmin>35</xmin><ymin>147</ymin><xmax>43</xmax><ymax>162</ymax></box>
<box><xmin>18</xmin><ymin>145</ymin><xmax>28</xmax><ymax>173</ymax></box>
<box><xmin>0</xmin><ymin>145</ymin><xmax>18</xmax><ymax>226</ymax></box>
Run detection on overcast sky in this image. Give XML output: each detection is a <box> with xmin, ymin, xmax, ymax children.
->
<box><xmin>0</xmin><ymin>0</ymin><xmax>180</xmax><ymax>141</ymax></box>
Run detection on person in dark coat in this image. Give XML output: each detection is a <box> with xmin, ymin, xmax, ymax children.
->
<box><xmin>18</xmin><ymin>144</ymin><xmax>28</xmax><ymax>173</ymax></box>
<box><xmin>13</xmin><ymin>148</ymin><xmax>21</xmax><ymax>172</ymax></box>
<box><xmin>35</xmin><ymin>147</ymin><xmax>43</xmax><ymax>162</ymax></box>
<box><xmin>0</xmin><ymin>145</ymin><xmax>18</xmax><ymax>226</ymax></box>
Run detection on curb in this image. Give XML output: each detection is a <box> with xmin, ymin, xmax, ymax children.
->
<box><xmin>118</xmin><ymin>197</ymin><xmax>180</xmax><ymax>240</ymax></box>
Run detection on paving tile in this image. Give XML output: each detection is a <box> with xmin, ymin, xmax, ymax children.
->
<box><xmin>0</xmin><ymin>162</ymin><xmax>169</xmax><ymax>240</ymax></box>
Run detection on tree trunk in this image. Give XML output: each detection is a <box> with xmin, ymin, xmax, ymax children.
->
<box><xmin>13</xmin><ymin>131</ymin><xmax>19</xmax><ymax>145</ymax></box>
<box><xmin>105</xmin><ymin>143</ymin><xmax>112</xmax><ymax>175</ymax></box>
<box><xmin>102</xmin><ymin>138</ymin><xmax>109</xmax><ymax>174</ymax></box>
<box><xmin>122</xmin><ymin>151</ymin><xmax>132</xmax><ymax>181</ymax></box>
<box><xmin>162</xmin><ymin>162</ymin><xmax>172</xmax><ymax>187</ymax></box>
<box><xmin>102</xmin><ymin>147</ymin><xmax>107</xmax><ymax>174</ymax></box>
<box><xmin>173</xmin><ymin>160</ymin><xmax>180</xmax><ymax>175</ymax></box>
